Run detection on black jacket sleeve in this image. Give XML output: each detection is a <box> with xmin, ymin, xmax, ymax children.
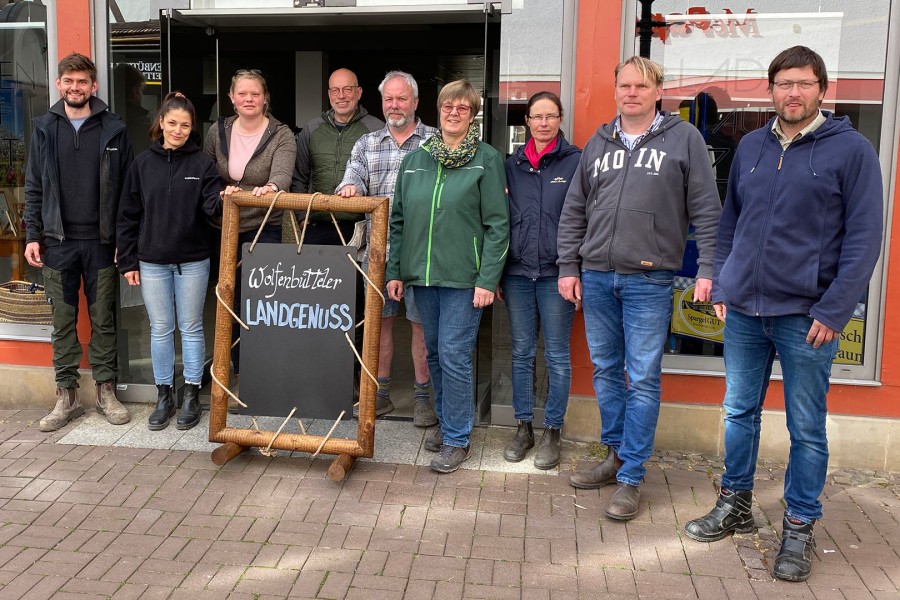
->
<box><xmin>116</xmin><ymin>161</ymin><xmax>143</xmax><ymax>274</ymax></box>
<box><xmin>24</xmin><ymin>125</ymin><xmax>46</xmax><ymax>243</ymax></box>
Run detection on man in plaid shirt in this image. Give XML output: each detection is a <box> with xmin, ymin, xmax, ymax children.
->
<box><xmin>337</xmin><ymin>71</ymin><xmax>438</xmax><ymax>427</ymax></box>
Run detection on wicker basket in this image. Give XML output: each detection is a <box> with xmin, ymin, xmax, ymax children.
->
<box><xmin>0</xmin><ymin>281</ymin><xmax>52</xmax><ymax>325</ymax></box>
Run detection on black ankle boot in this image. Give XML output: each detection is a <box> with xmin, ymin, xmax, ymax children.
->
<box><xmin>176</xmin><ymin>384</ymin><xmax>201</xmax><ymax>430</ymax></box>
<box><xmin>148</xmin><ymin>384</ymin><xmax>174</xmax><ymax>431</ymax></box>
<box><xmin>503</xmin><ymin>420</ymin><xmax>534</xmax><ymax>462</ymax></box>
<box><xmin>774</xmin><ymin>516</ymin><xmax>815</xmax><ymax>582</ymax></box>
<box><xmin>684</xmin><ymin>488</ymin><xmax>755</xmax><ymax>542</ymax></box>
<box><xmin>533</xmin><ymin>427</ymin><xmax>561</xmax><ymax>470</ymax></box>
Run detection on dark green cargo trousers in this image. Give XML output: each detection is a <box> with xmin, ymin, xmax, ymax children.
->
<box><xmin>42</xmin><ymin>240</ymin><xmax>118</xmax><ymax>388</ymax></box>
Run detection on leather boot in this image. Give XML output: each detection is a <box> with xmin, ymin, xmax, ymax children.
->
<box><xmin>39</xmin><ymin>386</ymin><xmax>84</xmax><ymax>432</ymax></box>
<box><xmin>176</xmin><ymin>384</ymin><xmax>201</xmax><ymax>430</ymax></box>
<box><xmin>503</xmin><ymin>420</ymin><xmax>534</xmax><ymax>462</ymax></box>
<box><xmin>533</xmin><ymin>427</ymin><xmax>561</xmax><ymax>470</ymax></box>
<box><xmin>569</xmin><ymin>447</ymin><xmax>622</xmax><ymax>489</ymax></box>
<box><xmin>147</xmin><ymin>384</ymin><xmax>175</xmax><ymax>431</ymax></box>
<box><xmin>684</xmin><ymin>489</ymin><xmax>755</xmax><ymax>542</ymax></box>
<box><xmin>606</xmin><ymin>482</ymin><xmax>641</xmax><ymax>521</ymax></box>
<box><xmin>774</xmin><ymin>516</ymin><xmax>816</xmax><ymax>582</ymax></box>
<box><xmin>96</xmin><ymin>382</ymin><xmax>130</xmax><ymax>425</ymax></box>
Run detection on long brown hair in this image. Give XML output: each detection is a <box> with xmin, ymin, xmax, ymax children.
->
<box><xmin>148</xmin><ymin>92</ymin><xmax>196</xmax><ymax>141</ymax></box>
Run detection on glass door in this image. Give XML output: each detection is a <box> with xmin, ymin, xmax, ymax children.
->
<box><xmin>110</xmin><ymin>7</ymin><xmax>218</xmax><ymax>399</ymax></box>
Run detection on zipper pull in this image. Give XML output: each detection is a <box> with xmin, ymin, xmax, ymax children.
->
<box><xmin>777</xmin><ymin>150</ymin><xmax>784</xmax><ymax>171</ymax></box>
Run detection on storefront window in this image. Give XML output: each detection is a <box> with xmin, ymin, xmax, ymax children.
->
<box><xmin>638</xmin><ymin>1</ymin><xmax>890</xmax><ymax>378</ymax></box>
<box><xmin>0</xmin><ymin>1</ymin><xmax>48</xmax><ymax>336</ymax></box>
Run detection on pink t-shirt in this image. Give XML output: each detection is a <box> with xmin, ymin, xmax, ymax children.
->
<box><xmin>228</xmin><ymin>128</ymin><xmax>265</xmax><ymax>183</ymax></box>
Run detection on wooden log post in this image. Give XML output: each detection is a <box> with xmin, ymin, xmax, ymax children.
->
<box><xmin>327</xmin><ymin>453</ymin><xmax>356</xmax><ymax>481</ymax></box>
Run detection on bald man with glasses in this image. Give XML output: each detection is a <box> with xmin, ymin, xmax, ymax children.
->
<box><xmin>292</xmin><ymin>68</ymin><xmax>383</xmax><ymax>245</ymax></box>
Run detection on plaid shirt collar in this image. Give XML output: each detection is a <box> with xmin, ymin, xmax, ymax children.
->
<box><xmin>614</xmin><ymin>111</ymin><xmax>664</xmax><ymax>152</ymax></box>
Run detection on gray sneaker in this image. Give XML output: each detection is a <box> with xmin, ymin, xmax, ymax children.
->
<box><xmin>353</xmin><ymin>394</ymin><xmax>395</xmax><ymax>418</ymax></box>
<box><xmin>430</xmin><ymin>444</ymin><xmax>472</xmax><ymax>474</ymax></box>
<box><xmin>95</xmin><ymin>382</ymin><xmax>130</xmax><ymax>425</ymax></box>
<box><xmin>413</xmin><ymin>399</ymin><xmax>438</xmax><ymax>428</ymax></box>
<box><xmin>39</xmin><ymin>387</ymin><xmax>84</xmax><ymax>432</ymax></box>
<box><xmin>424</xmin><ymin>428</ymin><xmax>443</xmax><ymax>452</ymax></box>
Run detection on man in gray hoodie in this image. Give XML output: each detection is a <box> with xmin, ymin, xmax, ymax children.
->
<box><xmin>557</xmin><ymin>56</ymin><xmax>721</xmax><ymax>520</ymax></box>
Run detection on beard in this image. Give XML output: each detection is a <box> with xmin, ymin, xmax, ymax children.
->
<box><xmin>386</xmin><ymin>113</ymin><xmax>411</xmax><ymax>128</ymax></box>
<box><xmin>63</xmin><ymin>93</ymin><xmax>90</xmax><ymax>109</ymax></box>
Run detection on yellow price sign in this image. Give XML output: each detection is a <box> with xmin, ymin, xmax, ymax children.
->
<box><xmin>670</xmin><ymin>285</ymin><xmax>723</xmax><ymax>342</ymax></box>
<box><xmin>834</xmin><ymin>317</ymin><xmax>864</xmax><ymax>365</ymax></box>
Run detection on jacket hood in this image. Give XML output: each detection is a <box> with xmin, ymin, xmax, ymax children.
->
<box><xmin>749</xmin><ymin>111</ymin><xmax>853</xmax><ymax>177</ymax></box>
<box><xmin>596</xmin><ymin>111</ymin><xmax>682</xmax><ymax>143</ymax></box>
<box><xmin>148</xmin><ymin>130</ymin><xmax>203</xmax><ymax>157</ymax></box>
<box><xmin>49</xmin><ymin>95</ymin><xmax>111</xmax><ymax>120</ymax></box>
<box><xmin>514</xmin><ymin>133</ymin><xmax>580</xmax><ymax>163</ymax></box>
<box><xmin>324</xmin><ymin>106</ymin><xmax>370</xmax><ymax>127</ymax></box>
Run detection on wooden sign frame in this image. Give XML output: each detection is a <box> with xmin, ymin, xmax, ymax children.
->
<box><xmin>209</xmin><ymin>191</ymin><xmax>389</xmax><ymax>481</ymax></box>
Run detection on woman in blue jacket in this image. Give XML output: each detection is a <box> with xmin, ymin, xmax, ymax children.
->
<box><xmin>118</xmin><ymin>92</ymin><xmax>223</xmax><ymax>431</ymax></box>
<box><xmin>500</xmin><ymin>92</ymin><xmax>581</xmax><ymax>469</ymax></box>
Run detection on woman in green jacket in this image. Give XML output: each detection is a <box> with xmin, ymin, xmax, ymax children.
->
<box><xmin>386</xmin><ymin>80</ymin><xmax>510</xmax><ymax>474</ymax></box>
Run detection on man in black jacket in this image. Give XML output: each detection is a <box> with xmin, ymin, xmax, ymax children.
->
<box><xmin>24</xmin><ymin>53</ymin><xmax>134</xmax><ymax>432</ymax></box>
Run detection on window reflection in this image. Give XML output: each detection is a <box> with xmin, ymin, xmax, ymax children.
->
<box><xmin>646</xmin><ymin>3</ymin><xmax>888</xmax><ymax>370</ymax></box>
<box><xmin>0</xmin><ymin>1</ymin><xmax>48</xmax><ymax>329</ymax></box>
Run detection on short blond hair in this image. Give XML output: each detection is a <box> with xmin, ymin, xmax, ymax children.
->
<box><xmin>615</xmin><ymin>56</ymin><xmax>664</xmax><ymax>86</ymax></box>
<box><xmin>437</xmin><ymin>80</ymin><xmax>481</xmax><ymax>115</ymax></box>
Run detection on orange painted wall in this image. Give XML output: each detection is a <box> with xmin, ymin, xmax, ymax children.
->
<box><xmin>57</xmin><ymin>0</ymin><xmax>92</xmax><ymax>57</ymax></box>
<box><xmin>0</xmin><ymin>0</ymin><xmax>94</xmax><ymax>370</ymax></box>
<box><xmin>572</xmin><ymin>2</ymin><xmax>900</xmax><ymax>418</ymax></box>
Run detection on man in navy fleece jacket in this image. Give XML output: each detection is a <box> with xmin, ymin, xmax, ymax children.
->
<box><xmin>683</xmin><ymin>46</ymin><xmax>883</xmax><ymax>583</ymax></box>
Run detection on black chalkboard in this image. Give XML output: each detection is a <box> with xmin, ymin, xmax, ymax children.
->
<box><xmin>238</xmin><ymin>243</ymin><xmax>357</xmax><ymax>419</ymax></box>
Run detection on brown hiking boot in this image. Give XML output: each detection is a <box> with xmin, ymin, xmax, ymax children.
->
<box><xmin>95</xmin><ymin>382</ymin><xmax>130</xmax><ymax>425</ymax></box>
<box><xmin>569</xmin><ymin>447</ymin><xmax>623</xmax><ymax>489</ymax></box>
<box><xmin>39</xmin><ymin>387</ymin><xmax>84</xmax><ymax>432</ymax></box>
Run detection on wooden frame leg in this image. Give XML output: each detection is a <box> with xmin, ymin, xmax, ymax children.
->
<box><xmin>327</xmin><ymin>453</ymin><xmax>356</xmax><ymax>481</ymax></box>
<box><xmin>211</xmin><ymin>442</ymin><xmax>248</xmax><ymax>466</ymax></box>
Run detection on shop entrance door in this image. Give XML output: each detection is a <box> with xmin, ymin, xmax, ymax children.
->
<box><xmin>128</xmin><ymin>3</ymin><xmax>505</xmax><ymax>421</ymax></box>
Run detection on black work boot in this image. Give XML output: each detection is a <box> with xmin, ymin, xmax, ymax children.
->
<box><xmin>774</xmin><ymin>516</ymin><xmax>816</xmax><ymax>582</ymax></box>
<box><xmin>684</xmin><ymin>489</ymin><xmax>755</xmax><ymax>542</ymax></box>
<box><xmin>503</xmin><ymin>420</ymin><xmax>534</xmax><ymax>462</ymax></box>
<box><xmin>176</xmin><ymin>384</ymin><xmax>201</xmax><ymax>430</ymax></box>
<box><xmin>148</xmin><ymin>384</ymin><xmax>175</xmax><ymax>431</ymax></box>
<box><xmin>533</xmin><ymin>427</ymin><xmax>561</xmax><ymax>470</ymax></box>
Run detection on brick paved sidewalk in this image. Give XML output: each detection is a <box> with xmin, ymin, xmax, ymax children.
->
<box><xmin>0</xmin><ymin>407</ymin><xmax>898</xmax><ymax>599</ymax></box>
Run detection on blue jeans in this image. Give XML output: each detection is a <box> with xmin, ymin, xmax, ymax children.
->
<box><xmin>502</xmin><ymin>275</ymin><xmax>575</xmax><ymax>428</ymax></box>
<box><xmin>413</xmin><ymin>286</ymin><xmax>483</xmax><ymax>448</ymax></box>
<box><xmin>721</xmin><ymin>310</ymin><xmax>838</xmax><ymax>523</ymax></box>
<box><xmin>139</xmin><ymin>259</ymin><xmax>210</xmax><ymax>385</ymax></box>
<box><xmin>581</xmin><ymin>269</ymin><xmax>674</xmax><ymax>486</ymax></box>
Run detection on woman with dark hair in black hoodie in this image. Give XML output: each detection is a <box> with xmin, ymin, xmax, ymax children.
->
<box><xmin>117</xmin><ymin>92</ymin><xmax>223</xmax><ymax>431</ymax></box>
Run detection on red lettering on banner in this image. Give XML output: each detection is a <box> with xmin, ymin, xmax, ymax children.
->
<box><xmin>652</xmin><ymin>7</ymin><xmax>760</xmax><ymax>43</ymax></box>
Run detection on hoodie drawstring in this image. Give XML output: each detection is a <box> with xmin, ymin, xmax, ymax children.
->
<box><xmin>808</xmin><ymin>137</ymin><xmax>819</xmax><ymax>178</ymax></box>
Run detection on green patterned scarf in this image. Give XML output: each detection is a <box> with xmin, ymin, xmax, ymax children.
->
<box><xmin>423</xmin><ymin>123</ymin><xmax>480</xmax><ymax>168</ymax></box>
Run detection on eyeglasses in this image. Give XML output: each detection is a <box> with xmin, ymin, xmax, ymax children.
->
<box><xmin>440</xmin><ymin>103</ymin><xmax>472</xmax><ymax>115</ymax></box>
<box><xmin>527</xmin><ymin>114</ymin><xmax>560</xmax><ymax>123</ymax></box>
<box><xmin>328</xmin><ymin>86</ymin><xmax>359</xmax><ymax>96</ymax></box>
<box><xmin>773</xmin><ymin>80</ymin><xmax>819</xmax><ymax>91</ymax></box>
<box><xmin>235</xmin><ymin>69</ymin><xmax>262</xmax><ymax>77</ymax></box>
